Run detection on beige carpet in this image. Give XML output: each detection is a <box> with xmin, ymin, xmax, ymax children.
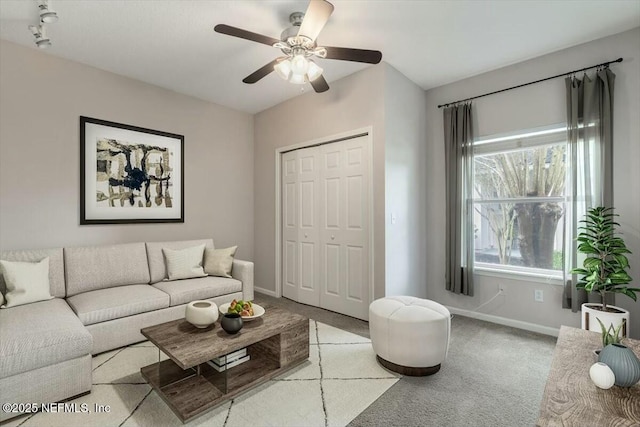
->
<box><xmin>7</xmin><ymin>320</ymin><xmax>399</xmax><ymax>427</ymax></box>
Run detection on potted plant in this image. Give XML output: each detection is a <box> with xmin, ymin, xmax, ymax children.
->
<box><xmin>571</xmin><ymin>206</ymin><xmax>637</xmax><ymax>337</ymax></box>
<box><xmin>592</xmin><ymin>318</ymin><xmax>626</xmax><ymax>361</ymax></box>
<box><xmin>596</xmin><ymin>319</ymin><xmax>640</xmax><ymax>388</ymax></box>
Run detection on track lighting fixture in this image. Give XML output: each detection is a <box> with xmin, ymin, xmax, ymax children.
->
<box><xmin>38</xmin><ymin>0</ymin><xmax>58</xmax><ymax>24</ymax></box>
<box><xmin>29</xmin><ymin>24</ymin><xmax>51</xmax><ymax>49</ymax></box>
<box><xmin>27</xmin><ymin>0</ymin><xmax>59</xmax><ymax>49</ymax></box>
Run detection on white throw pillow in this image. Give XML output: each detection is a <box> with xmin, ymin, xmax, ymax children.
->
<box><xmin>0</xmin><ymin>257</ymin><xmax>53</xmax><ymax>308</ymax></box>
<box><xmin>204</xmin><ymin>246</ymin><xmax>238</xmax><ymax>278</ymax></box>
<box><xmin>162</xmin><ymin>245</ymin><xmax>207</xmax><ymax>281</ymax></box>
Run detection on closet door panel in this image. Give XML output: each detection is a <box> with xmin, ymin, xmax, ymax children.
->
<box><xmin>282</xmin><ymin>151</ymin><xmax>298</xmax><ymax>300</ymax></box>
<box><xmin>296</xmin><ymin>147</ymin><xmax>320</xmax><ymax>306</ymax></box>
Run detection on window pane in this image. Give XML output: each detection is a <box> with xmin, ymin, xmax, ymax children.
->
<box><xmin>472</xmin><ymin>128</ymin><xmax>567</xmax><ymax>275</ymax></box>
<box><xmin>474</xmin><ymin>143</ymin><xmax>566</xmax><ymax>199</ymax></box>
<box><xmin>473</xmin><ymin>201</ymin><xmax>564</xmax><ymax>271</ymax></box>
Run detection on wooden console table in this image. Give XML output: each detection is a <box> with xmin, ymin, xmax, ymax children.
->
<box><xmin>537</xmin><ymin>326</ymin><xmax>640</xmax><ymax>427</ymax></box>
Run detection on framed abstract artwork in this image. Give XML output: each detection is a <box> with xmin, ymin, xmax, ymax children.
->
<box><xmin>80</xmin><ymin>116</ymin><xmax>184</xmax><ymax>224</ymax></box>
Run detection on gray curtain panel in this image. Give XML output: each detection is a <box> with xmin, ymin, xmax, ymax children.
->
<box><xmin>562</xmin><ymin>68</ymin><xmax>615</xmax><ymax>311</ymax></box>
<box><xmin>443</xmin><ymin>103</ymin><xmax>474</xmax><ymax>296</ymax></box>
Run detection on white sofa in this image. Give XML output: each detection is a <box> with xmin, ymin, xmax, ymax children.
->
<box><xmin>0</xmin><ymin>238</ymin><xmax>253</xmax><ymax>421</ymax></box>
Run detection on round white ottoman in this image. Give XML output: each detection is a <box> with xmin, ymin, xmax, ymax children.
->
<box><xmin>369</xmin><ymin>296</ymin><xmax>450</xmax><ymax>376</ymax></box>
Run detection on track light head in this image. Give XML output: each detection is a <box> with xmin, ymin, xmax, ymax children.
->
<box><xmin>38</xmin><ymin>0</ymin><xmax>58</xmax><ymax>24</ymax></box>
<box><xmin>29</xmin><ymin>24</ymin><xmax>51</xmax><ymax>49</ymax></box>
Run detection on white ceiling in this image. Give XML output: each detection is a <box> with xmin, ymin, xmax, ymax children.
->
<box><xmin>1</xmin><ymin>1</ymin><xmax>639</xmax><ymax>114</ymax></box>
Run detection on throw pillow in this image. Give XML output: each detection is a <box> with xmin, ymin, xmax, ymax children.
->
<box><xmin>162</xmin><ymin>244</ymin><xmax>207</xmax><ymax>281</ymax></box>
<box><xmin>0</xmin><ymin>257</ymin><xmax>53</xmax><ymax>308</ymax></box>
<box><xmin>204</xmin><ymin>246</ymin><xmax>238</xmax><ymax>278</ymax></box>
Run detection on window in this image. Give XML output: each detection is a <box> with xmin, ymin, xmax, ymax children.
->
<box><xmin>472</xmin><ymin>125</ymin><xmax>567</xmax><ymax>277</ymax></box>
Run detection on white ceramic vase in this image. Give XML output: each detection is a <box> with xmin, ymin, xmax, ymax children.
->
<box><xmin>589</xmin><ymin>362</ymin><xmax>615</xmax><ymax>389</ymax></box>
<box><xmin>185</xmin><ymin>300</ymin><xmax>219</xmax><ymax>328</ymax></box>
<box><xmin>581</xmin><ymin>303</ymin><xmax>630</xmax><ymax>338</ymax></box>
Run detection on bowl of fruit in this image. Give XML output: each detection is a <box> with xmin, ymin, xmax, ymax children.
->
<box><xmin>219</xmin><ymin>299</ymin><xmax>265</xmax><ymax>321</ymax></box>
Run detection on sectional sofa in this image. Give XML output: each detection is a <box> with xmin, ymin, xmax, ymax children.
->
<box><xmin>0</xmin><ymin>238</ymin><xmax>253</xmax><ymax>422</ymax></box>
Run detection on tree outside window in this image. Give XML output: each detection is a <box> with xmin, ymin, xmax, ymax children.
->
<box><xmin>473</xmin><ymin>128</ymin><xmax>566</xmax><ymax>273</ymax></box>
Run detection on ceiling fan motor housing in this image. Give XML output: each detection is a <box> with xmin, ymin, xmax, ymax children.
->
<box><xmin>280</xmin><ymin>12</ymin><xmax>305</xmax><ymax>42</ymax></box>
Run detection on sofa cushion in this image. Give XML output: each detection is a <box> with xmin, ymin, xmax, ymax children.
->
<box><xmin>65</xmin><ymin>243</ymin><xmax>151</xmax><ymax>297</ymax></box>
<box><xmin>153</xmin><ymin>276</ymin><xmax>241</xmax><ymax>306</ymax></box>
<box><xmin>0</xmin><ymin>298</ymin><xmax>92</xmax><ymax>378</ymax></box>
<box><xmin>146</xmin><ymin>239</ymin><xmax>214</xmax><ymax>284</ymax></box>
<box><xmin>0</xmin><ymin>248</ymin><xmax>65</xmax><ymax>298</ymax></box>
<box><xmin>66</xmin><ymin>284</ymin><xmax>170</xmax><ymax>326</ymax></box>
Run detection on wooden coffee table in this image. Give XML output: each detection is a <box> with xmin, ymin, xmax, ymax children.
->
<box><xmin>140</xmin><ymin>305</ymin><xmax>309</xmax><ymax>423</ymax></box>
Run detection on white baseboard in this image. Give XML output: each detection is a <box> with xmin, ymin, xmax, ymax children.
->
<box><xmin>254</xmin><ymin>286</ymin><xmax>277</xmax><ymax>297</ymax></box>
<box><xmin>446</xmin><ymin>306</ymin><xmax>560</xmax><ymax>337</ymax></box>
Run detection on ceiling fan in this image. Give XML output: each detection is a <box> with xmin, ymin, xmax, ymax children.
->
<box><xmin>214</xmin><ymin>0</ymin><xmax>382</xmax><ymax>93</ymax></box>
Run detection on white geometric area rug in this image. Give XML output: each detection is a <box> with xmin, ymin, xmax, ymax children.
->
<box><xmin>8</xmin><ymin>321</ymin><xmax>399</xmax><ymax>427</ymax></box>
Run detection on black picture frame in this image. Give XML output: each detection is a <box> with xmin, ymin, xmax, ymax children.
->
<box><xmin>80</xmin><ymin>116</ymin><xmax>185</xmax><ymax>224</ymax></box>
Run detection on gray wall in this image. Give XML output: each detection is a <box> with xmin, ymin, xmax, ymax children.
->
<box><xmin>384</xmin><ymin>65</ymin><xmax>428</xmax><ymax>298</ymax></box>
<box><xmin>424</xmin><ymin>28</ymin><xmax>640</xmax><ymax>337</ymax></box>
<box><xmin>0</xmin><ymin>41</ymin><xmax>255</xmax><ymax>260</ymax></box>
<box><xmin>253</xmin><ymin>65</ymin><xmax>386</xmax><ymax>298</ymax></box>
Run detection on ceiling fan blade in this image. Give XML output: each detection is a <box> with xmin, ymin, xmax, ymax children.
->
<box><xmin>310</xmin><ymin>75</ymin><xmax>330</xmax><ymax>93</ymax></box>
<box><xmin>243</xmin><ymin>59</ymin><xmax>280</xmax><ymax>84</ymax></box>
<box><xmin>297</xmin><ymin>0</ymin><xmax>334</xmax><ymax>42</ymax></box>
<box><xmin>323</xmin><ymin>46</ymin><xmax>382</xmax><ymax>64</ymax></box>
<box><xmin>214</xmin><ymin>24</ymin><xmax>279</xmax><ymax>47</ymax></box>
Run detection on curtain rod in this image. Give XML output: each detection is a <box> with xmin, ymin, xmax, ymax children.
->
<box><xmin>437</xmin><ymin>57</ymin><xmax>623</xmax><ymax>109</ymax></box>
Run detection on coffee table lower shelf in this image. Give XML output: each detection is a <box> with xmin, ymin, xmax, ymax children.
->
<box><xmin>141</xmin><ymin>355</ymin><xmax>305</xmax><ymax>423</ymax></box>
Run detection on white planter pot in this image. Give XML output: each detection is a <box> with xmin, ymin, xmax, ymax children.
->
<box><xmin>185</xmin><ymin>300</ymin><xmax>219</xmax><ymax>328</ymax></box>
<box><xmin>581</xmin><ymin>303</ymin><xmax>630</xmax><ymax>338</ymax></box>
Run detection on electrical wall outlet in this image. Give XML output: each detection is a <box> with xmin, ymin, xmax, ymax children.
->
<box><xmin>534</xmin><ymin>289</ymin><xmax>544</xmax><ymax>302</ymax></box>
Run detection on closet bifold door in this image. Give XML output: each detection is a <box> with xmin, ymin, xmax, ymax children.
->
<box><xmin>281</xmin><ymin>134</ymin><xmax>370</xmax><ymax>321</ymax></box>
<box><xmin>319</xmin><ymin>136</ymin><xmax>370</xmax><ymax>320</ymax></box>
<box><xmin>281</xmin><ymin>146</ymin><xmax>321</xmax><ymax>306</ymax></box>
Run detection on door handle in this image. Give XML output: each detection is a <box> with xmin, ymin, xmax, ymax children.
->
<box><xmin>331</xmin><ymin>235</ymin><xmax>335</xmax><ymax>240</ymax></box>
<box><xmin>304</xmin><ymin>233</ymin><xmax>308</xmax><ymax>238</ymax></box>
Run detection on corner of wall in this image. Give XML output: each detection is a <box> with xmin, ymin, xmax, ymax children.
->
<box><xmin>382</xmin><ymin>64</ymin><xmax>429</xmax><ymax>299</ymax></box>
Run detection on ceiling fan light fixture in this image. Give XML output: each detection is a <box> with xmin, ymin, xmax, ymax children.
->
<box><xmin>274</xmin><ymin>59</ymin><xmax>292</xmax><ymax>80</ymax></box>
<box><xmin>289</xmin><ymin>73</ymin><xmax>307</xmax><ymax>85</ymax></box>
<box><xmin>290</xmin><ymin>54</ymin><xmax>309</xmax><ymax>76</ymax></box>
<box><xmin>306</xmin><ymin>60</ymin><xmax>323</xmax><ymax>82</ymax></box>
